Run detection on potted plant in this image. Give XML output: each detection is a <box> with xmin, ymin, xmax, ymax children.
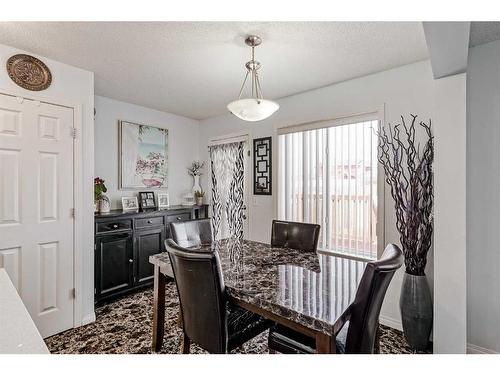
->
<box><xmin>187</xmin><ymin>161</ymin><xmax>205</xmax><ymax>193</ymax></box>
<box><xmin>377</xmin><ymin>114</ymin><xmax>433</xmax><ymax>351</ymax></box>
<box><xmin>94</xmin><ymin>177</ymin><xmax>110</xmax><ymax>213</ymax></box>
<box><xmin>194</xmin><ymin>190</ymin><xmax>205</xmax><ymax>206</ymax></box>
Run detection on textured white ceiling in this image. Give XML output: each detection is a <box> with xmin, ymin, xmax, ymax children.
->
<box><xmin>470</xmin><ymin>22</ymin><xmax>500</xmax><ymax>47</ymax></box>
<box><xmin>0</xmin><ymin>22</ymin><xmax>428</xmax><ymax>120</ymax></box>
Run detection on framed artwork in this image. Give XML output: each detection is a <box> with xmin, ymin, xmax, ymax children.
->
<box><xmin>158</xmin><ymin>193</ymin><xmax>170</xmax><ymax>208</ymax></box>
<box><xmin>253</xmin><ymin>137</ymin><xmax>272</xmax><ymax>195</ymax></box>
<box><xmin>121</xmin><ymin>196</ymin><xmax>139</xmax><ymax>211</ymax></box>
<box><xmin>139</xmin><ymin>191</ymin><xmax>156</xmax><ymax>209</ymax></box>
<box><xmin>119</xmin><ymin>120</ymin><xmax>168</xmax><ymax>189</ymax></box>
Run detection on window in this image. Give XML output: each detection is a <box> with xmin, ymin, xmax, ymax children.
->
<box><xmin>278</xmin><ymin>116</ymin><xmax>379</xmax><ymax>259</ymax></box>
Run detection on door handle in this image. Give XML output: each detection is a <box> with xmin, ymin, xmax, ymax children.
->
<box><xmin>128</xmin><ymin>259</ymin><xmax>134</xmax><ymax>263</ymax></box>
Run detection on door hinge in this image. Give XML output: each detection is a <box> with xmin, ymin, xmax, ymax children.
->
<box><xmin>248</xmin><ymin>150</ymin><xmax>251</xmax><ymax>157</ymax></box>
<box><xmin>94</xmin><ymin>243</ymin><xmax>97</xmax><ymax>251</ymax></box>
<box><xmin>94</xmin><ymin>288</ymin><xmax>97</xmax><ymax>295</ymax></box>
<box><xmin>70</xmin><ymin>208</ymin><xmax>75</xmax><ymax>218</ymax></box>
<box><xmin>71</xmin><ymin>288</ymin><xmax>76</xmax><ymax>299</ymax></box>
<box><xmin>325</xmin><ymin>216</ymin><xmax>329</xmax><ymax>224</ymax></box>
<box><xmin>71</xmin><ymin>127</ymin><xmax>78</xmax><ymax>139</ymax></box>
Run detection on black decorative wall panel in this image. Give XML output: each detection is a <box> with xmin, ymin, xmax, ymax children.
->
<box><xmin>253</xmin><ymin>137</ymin><xmax>272</xmax><ymax>195</ymax></box>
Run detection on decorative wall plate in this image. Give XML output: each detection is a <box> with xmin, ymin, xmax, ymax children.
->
<box><xmin>6</xmin><ymin>54</ymin><xmax>52</xmax><ymax>91</ymax></box>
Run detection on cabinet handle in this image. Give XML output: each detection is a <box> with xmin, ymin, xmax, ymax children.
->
<box><xmin>176</xmin><ymin>217</ymin><xmax>182</xmax><ymax>221</ymax></box>
<box><xmin>128</xmin><ymin>259</ymin><xmax>134</xmax><ymax>263</ymax></box>
<box><xmin>112</xmin><ymin>224</ymin><xmax>118</xmax><ymax>229</ymax></box>
<box><xmin>147</xmin><ymin>220</ymin><xmax>152</xmax><ymax>224</ymax></box>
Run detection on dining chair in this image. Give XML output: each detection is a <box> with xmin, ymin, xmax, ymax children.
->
<box><xmin>267</xmin><ymin>243</ymin><xmax>404</xmax><ymax>354</ymax></box>
<box><xmin>271</xmin><ymin>220</ymin><xmax>321</xmax><ymax>252</ymax></box>
<box><xmin>170</xmin><ymin>218</ymin><xmax>213</xmax><ymax>248</ymax></box>
<box><xmin>165</xmin><ymin>238</ymin><xmax>273</xmax><ymax>353</ymax></box>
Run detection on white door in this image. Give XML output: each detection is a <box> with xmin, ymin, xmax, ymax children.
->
<box><xmin>0</xmin><ymin>93</ymin><xmax>74</xmax><ymax>338</ymax></box>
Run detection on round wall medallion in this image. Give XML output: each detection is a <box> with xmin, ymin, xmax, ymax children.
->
<box><xmin>6</xmin><ymin>54</ymin><xmax>52</xmax><ymax>91</ymax></box>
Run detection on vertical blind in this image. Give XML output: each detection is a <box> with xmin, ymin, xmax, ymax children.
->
<box><xmin>278</xmin><ymin>119</ymin><xmax>379</xmax><ymax>259</ymax></box>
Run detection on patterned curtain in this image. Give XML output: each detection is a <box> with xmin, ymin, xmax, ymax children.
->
<box><xmin>209</xmin><ymin>142</ymin><xmax>245</xmax><ymax>240</ymax></box>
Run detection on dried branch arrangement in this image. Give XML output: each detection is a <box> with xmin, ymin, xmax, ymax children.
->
<box><xmin>377</xmin><ymin>114</ymin><xmax>434</xmax><ymax>276</ymax></box>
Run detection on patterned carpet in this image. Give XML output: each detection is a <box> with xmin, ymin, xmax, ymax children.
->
<box><xmin>45</xmin><ymin>281</ymin><xmax>429</xmax><ymax>354</ymax></box>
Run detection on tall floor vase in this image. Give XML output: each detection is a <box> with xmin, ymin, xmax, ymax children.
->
<box><xmin>400</xmin><ymin>273</ymin><xmax>433</xmax><ymax>351</ymax></box>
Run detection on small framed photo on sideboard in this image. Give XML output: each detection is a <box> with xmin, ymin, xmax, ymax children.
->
<box><xmin>139</xmin><ymin>191</ymin><xmax>156</xmax><ymax>209</ymax></box>
<box><xmin>158</xmin><ymin>193</ymin><xmax>170</xmax><ymax>208</ymax></box>
<box><xmin>121</xmin><ymin>196</ymin><xmax>139</xmax><ymax>211</ymax></box>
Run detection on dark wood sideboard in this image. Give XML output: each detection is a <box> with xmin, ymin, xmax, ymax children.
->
<box><xmin>94</xmin><ymin>204</ymin><xmax>209</xmax><ymax>304</ymax></box>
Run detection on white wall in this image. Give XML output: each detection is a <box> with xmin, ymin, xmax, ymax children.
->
<box><xmin>0</xmin><ymin>43</ymin><xmax>95</xmax><ymax>325</ymax></box>
<box><xmin>466</xmin><ymin>39</ymin><xmax>500</xmax><ymax>354</ymax></box>
<box><xmin>199</xmin><ymin>60</ymin><xmax>440</xmax><ymax>330</ymax></box>
<box><xmin>433</xmin><ymin>73</ymin><xmax>467</xmax><ymax>353</ymax></box>
<box><xmin>94</xmin><ymin>96</ymin><xmax>200</xmax><ymax>209</ymax></box>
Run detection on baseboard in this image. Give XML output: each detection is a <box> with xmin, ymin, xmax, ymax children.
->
<box><xmin>380</xmin><ymin>315</ymin><xmax>403</xmax><ymax>331</ymax></box>
<box><xmin>81</xmin><ymin>312</ymin><xmax>96</xmax><ymax>326</ymax></box>
<box><xmin>467</xmin><ymin>343</ymin><xmax>498</xmax><ymax>354</ymax></box>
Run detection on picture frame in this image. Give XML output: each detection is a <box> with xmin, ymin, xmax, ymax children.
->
<box><xmin>158</xmin><ymin>193</ymin><xmax>170</xmax><ymax>208</ymax></box>
<box><xmin>139</xmin><ymin>191</ymin><xmax>156</xmax><ymax>209</ymax></box>
<box><xmin>121</xmin><ymin>196</ymin><xmax>139</xmax><ymax>211</ymax></box>
<box><xmin>253</xmin><ymin>136</ymin><xmax>272</xmax><ymax>195</ymax></box>
<box><xmin>118</xmin><ymin>120</ymin><xmax>169</xmax><ymax>190</ymax></box>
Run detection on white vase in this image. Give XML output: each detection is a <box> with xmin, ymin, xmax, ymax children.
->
<box><xmin>192</xmin><ymin>175</ymin><xmax>202</xmax><ymax>194</ymax></box>
<box><xmin>99</xmin><ymin>195</ymin><xmax>111</xmax><ymax>213</ymax></box>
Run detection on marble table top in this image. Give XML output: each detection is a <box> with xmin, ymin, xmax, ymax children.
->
<box><xmin>150</xmin><ymin>239</ymin><xmax>368</xmax><ymax>335</ymax></box>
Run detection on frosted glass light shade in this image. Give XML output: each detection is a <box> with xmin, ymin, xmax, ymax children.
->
<box><xmin>227</xmin><ymin>98</ymin><xmax>279</xmax><ymax>122</ymax></box>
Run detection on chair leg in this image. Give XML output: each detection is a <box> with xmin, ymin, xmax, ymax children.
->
<box><xmin>177</xmin><ymin>311</ymin><xmax>183</xmax><ymax>329</ymax></box>
<box><xmin>181</xmin><ymin>332</ymin><xmax>190</xmax><ymax>354</ymax></box>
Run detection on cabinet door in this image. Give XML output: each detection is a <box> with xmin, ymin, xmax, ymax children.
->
<box><xmin>95</xmin><ymin>232</ymin><xmax>134</xmax><ymax>302</ymax></box>
<box><xmin>134</xmin><ymin>227</ymin><xmax>166</xmax><ymax>285</ymax></box>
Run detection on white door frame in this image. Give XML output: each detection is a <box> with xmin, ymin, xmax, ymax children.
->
<box><xmin>208</xmin><ymin>131</ymin><xmax>252</xmax><ymax>239</ymax></box>
<box><xmin>0</xmin><ymin>86</ymin><xmax>84</xmax><ymax>328</ymax></box>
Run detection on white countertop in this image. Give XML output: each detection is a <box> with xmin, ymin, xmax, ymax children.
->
<box><xmin>0</xmin><ymin>268</ymin><xmax>49</xmax><ymax>354</ymax></box>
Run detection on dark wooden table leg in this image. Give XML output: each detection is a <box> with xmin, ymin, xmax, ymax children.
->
<box><xmin>316</xmin><ymin>332</ymin><xmax>336</xmax><ymax>354</ymax></box>
<box><xmin>152</xmin><ymin>265</ymin><xmax>166</xmax><ymax>352</ymax></box>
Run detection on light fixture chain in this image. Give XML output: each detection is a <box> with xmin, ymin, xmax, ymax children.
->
<box><xmin>251</xmin><ymin>45</ymin><xmax>256</xmax><ymax>98</ymax></box>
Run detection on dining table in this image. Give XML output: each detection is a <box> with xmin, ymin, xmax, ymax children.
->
<box><xmin>149</xmin><ymin>238</ymin><xmax>368</xmax><ymax>354</ymax></box>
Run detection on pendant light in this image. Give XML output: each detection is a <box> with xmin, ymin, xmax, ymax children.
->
<box><xmin>227</xmin><ymin>35</ymin><xmax>279</xmax><ymax>122</ymax></box>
